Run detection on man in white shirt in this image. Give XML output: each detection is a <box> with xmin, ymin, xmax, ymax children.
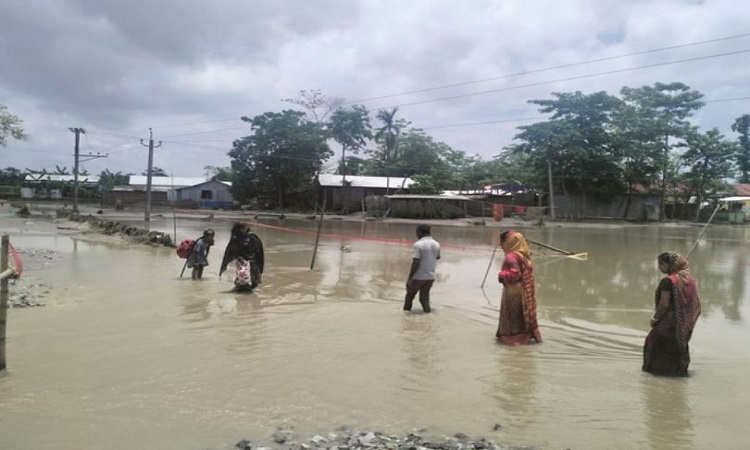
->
<box><xmin>404</xmin><ymin>224</ymin><xmax>441</xmax><ymax>313</ymax></box>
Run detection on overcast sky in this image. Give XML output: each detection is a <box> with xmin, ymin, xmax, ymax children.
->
<box><xmin>1</xmin><ymin>0</ymin><xmax>749</xmax><ymax>177</ymax></box>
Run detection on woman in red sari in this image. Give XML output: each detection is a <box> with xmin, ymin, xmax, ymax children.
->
<box><xmin>643</xmin><ymin>252</ymin><xmax>701</xmax><ymax>377</ymax></box>
<box><xmin>496</xmin><ymin>230</ymin><xmax>542</xmax><ymax>345</ymax></box>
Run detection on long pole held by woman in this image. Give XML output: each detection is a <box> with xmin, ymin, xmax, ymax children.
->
<box><xmin>481</xmin><ymin>243</ymin><xmax>500</xmax><ymax>288</ymax></box>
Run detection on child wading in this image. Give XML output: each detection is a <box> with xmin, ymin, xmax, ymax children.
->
<box><xmin>187</xmin><ymin>229</ymin><xmax>215</xmax><ymax>280</ymax></box>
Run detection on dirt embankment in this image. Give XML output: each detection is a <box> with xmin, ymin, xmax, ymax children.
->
<box><xmin>55</xmin><ymin>209</ymin><xmax>175</xmax><ymax>247</ymax></box>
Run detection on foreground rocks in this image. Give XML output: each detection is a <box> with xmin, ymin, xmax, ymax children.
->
<box><xmin>232</xmin><ymin>429</ymin><xmax>543</xmax><ymax>450</ymax></box>
<box><xmin>5</xmin><ymin>248</ymin><xmax>59</xmax><ymax>308</ymax></box>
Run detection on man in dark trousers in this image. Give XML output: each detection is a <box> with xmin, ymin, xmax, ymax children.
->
<box><xmin>404</xmin><ymin>224</ymin><xmax>441</xmax><ymax>313</ymax></box>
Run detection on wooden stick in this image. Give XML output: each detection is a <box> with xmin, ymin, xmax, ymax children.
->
<box><xmin>526</xmin><ymin>237</ymin><xmax>574</xmax><ymax>255</ymax></box>
<box><xmin>687</xmin><ymin>202</ymin><xmax>722</xmax><ymax>259</ymax></box>
<box><xmin>480</xmin><ymin>243</ymin><xmax>499</xmax><ymax>288</ymax></box>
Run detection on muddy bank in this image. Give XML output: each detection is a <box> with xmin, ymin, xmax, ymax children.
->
<box><xmin>3</xmin><ymin>207</ymin><xmax>176</xmax><ymax>307</ymax></box>
<box><xmin>55</xmin><ymin>209</ymin><xmax>174</xmax><ymax>247</ymax></box>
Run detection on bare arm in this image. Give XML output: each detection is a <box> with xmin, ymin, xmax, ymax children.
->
<box><xmin>407</xmin><ymin>259</ymin><xmax>420</xmax><ymax>281</ymax></box>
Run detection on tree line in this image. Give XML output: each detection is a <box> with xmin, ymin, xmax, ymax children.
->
<box><xmin>228</xmin><ymin>85</ymin><xmax>750</xmax><ymax>216</ymax></box>
<box><xmin>3</xmin><ymin>83</ymin><xmax>750</xmax><ymax>216</ymax></box>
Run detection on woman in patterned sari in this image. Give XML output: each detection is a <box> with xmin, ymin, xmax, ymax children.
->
<box><xmin>643</xmin><ymin>252</ymin><xmax>701</xmax><ymax>377</ymax></box>
<box><xmin>496</xmin><ymin>230</ymin><xmax>542</xmax><ymax>345</ymax></box>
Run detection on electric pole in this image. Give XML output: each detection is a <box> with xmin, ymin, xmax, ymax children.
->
<box><xmin>69</xmin><ymin>128</ymin><xmax>107</xmax><ymax>213</ymax></box>
<box><xmin>69</xmin><ymin>128</ymin><xmax>85</xmax><ymax>213</ymax></box>
<box><xmin>140</xmin><ymin>129</ymin><xmax>162</xmax><ymax>231</ymax></box>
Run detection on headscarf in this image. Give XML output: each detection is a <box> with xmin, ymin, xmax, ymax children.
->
<box><xmin>657</xmin><ymin>251</ymin><xmax>701</xmax><ymax>362</ymax></box>
<box><xmin>660</xmin><ymin>251</ymin><xmax>688</xmax><ymax>275</ymax></box>
<box><xmin>501</xmin><ymin>230</ymin><xmax>532</xmax><ymax>264</ymax></box>
<box><xmin>502</xmin><ymin>231</ymin><xmax>542</xmax><ymax>342</ymax></box>
<box><xmin>220</xmin><ymin>222</ymin><xmax>264</xmax><ymax>275</ymax></box>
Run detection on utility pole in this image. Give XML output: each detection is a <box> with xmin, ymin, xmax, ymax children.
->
<box><xmin>69</xmin><ymin>128</ymin><xmax>85</xmax><ymax>213</ymax></box>
<box><xmin>547</xmin><ymin>159</ymin><xmax>556</xmax><ymax>220</ymax></box>
<box><xmin>140</xmin><ymin>129</ymin><xmax>162</xmax><ymax>231</ymax></box>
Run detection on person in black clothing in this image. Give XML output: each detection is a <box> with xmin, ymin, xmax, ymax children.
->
<box><xmin>220</xmin><ymin>222</ymin><xmax>264</xmax><ymax>291</ymax></box>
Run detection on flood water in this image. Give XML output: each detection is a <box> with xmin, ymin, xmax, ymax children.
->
<box><xmin>1</xmin><ymin>214</ymin><xmax>749</xmax><ymax>450</ymax></box>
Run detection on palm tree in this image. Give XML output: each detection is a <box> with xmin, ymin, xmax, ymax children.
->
<box><xmin>375</xmin><ymin>107</ymin><xmax>401</xmax><ymax>195</ymax></box>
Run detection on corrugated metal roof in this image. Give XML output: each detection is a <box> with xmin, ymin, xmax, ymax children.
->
<box><xmin>386</xmin><ymin>194</ymin><xmax>472</xmax><ymax>201</ymax></box>
<box><xmin>318</xmin><ymin>174</ymin><xmax>414</xmax><ymax>189</ymax></box>
<box><xmin>174</xmin><ymin>180</ymin><xmax>233</xmax><ymax>190</ymax></box>
<box><xmin>128</xmin><ymin>176</ymin><xmax>207</xmax><ymax>187</ymax></box>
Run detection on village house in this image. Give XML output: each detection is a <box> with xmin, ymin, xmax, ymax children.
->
<box><xmin>173</xmin><ymin>180</ymin><xmax>234</xmax><ymax>209</ymax></box>
<box><xmin>104</xmin><ymin>176</ymin><xmax>206</xmax><ymax>207</ymax></box>
<box><xmin>317</xmin><ymin>174</ymin><xmax>415</xmax><ymax>213</ymax></box>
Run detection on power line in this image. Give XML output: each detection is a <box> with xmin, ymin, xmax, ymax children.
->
<box><xmin>422</xmin><ymin>116</ymin><xmax>544</xmax><ymax>130</ymax></box>
<box><xmin>348</xmin><ymin>32</ymin><xmax>750</xmax><ymax>104</ymax></box>
<box><xmin>151</xmin><ymin>117</ymin><xmax>241</xmax><ymax>129</ymax></box>
<box><xmin>704</xmin><ymin>96</ymin><xmax>750</xmax><ymax>104</ymax></box>
<box><xmin>159</xmin><ymin>126</ymin><xmax>250</xmax><ymax>139</ymax></box>
<box><xmin>387</xmin><ymin>48</ymin><xmax>750</xmax><ymax>109</ymax></box>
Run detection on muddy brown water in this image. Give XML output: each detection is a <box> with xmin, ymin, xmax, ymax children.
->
<box><xmin>1</xmin><ymin>214</ymin><xmax>749</xmax><ymax>450</ymax></box>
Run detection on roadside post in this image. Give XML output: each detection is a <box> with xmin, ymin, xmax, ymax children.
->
<box><xmin>1</xmin><ymin>234</ymin><xmax>12</xmax><ymax>370</ymax></box>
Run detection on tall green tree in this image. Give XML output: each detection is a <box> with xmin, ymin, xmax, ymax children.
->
<box><xmin>203</xmin><ymin>165</ymin><xmax>233</xmax><ymax>181</ymax></box>
<box><xmin>389</xmin><ymin>129</ymin><xmax>452</xmax><ymax>193</ymax></box>
<box><xmin>506</xmin><ymin>91</ymin><xmax>624</xmax><ymax>218</ymax></box>
<box><xmin>0</xmin><ymin>167</ymin><xmax>24</xmax><ymax>197</ymax></box>
<box><xmin>507</xmin><ymin>120</ymin><xmax>573</xmax><ymax>218</ymax></box>
<box><xmin>620</xmin><ymin>82</ymin><xmax>704</xmax><ymax>220</ymax></box>
<box><xmin>680</xmin><ymin>128</ymin><xmax>737</xmax><ymax>220</ymax></box>
<box><xmin>328</xmin><ymin>105</ymin><xmax>372</xmax><ymax>179</ymax></box>
<box><xmin>142</xmin><ymin>167</ymin><xmax>167</xmax><ymax>177</ymax></box>
<box><xmin>98</xmin><ymin>169</ymin><xmax>130</xmax><ymax>192</ymax></box>
<box><xmin>229</xmin><ymin>110</ymin><xmax>331</xmax><ymax>207</ymax></box>
<box><xmin>731</xmin><ymin>114</ymin><xmax>750</xmax><ymax>182</ymax></box>
<box><xmin>282</xmin><ymin>89</ymin><xmax>342</xmax><ymax>124</ymax></box>
<box><xmin>0</xmin><ymin>167</ymin><xmax>24</xmax><ymax>185</ymax></box>
<box><xmin>374</xmin><ymin>107</ymin><xmax>404</xmax><ymax>193</ymax></box>
<box><xmin>0</xmin><ymin>104</ymin><xmax>28</xmax><ymax>147</ymax></box>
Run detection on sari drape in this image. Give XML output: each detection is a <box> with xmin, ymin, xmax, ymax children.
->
<box><xmin>496</xmin><ymin>231</ymin><xmax>542</xmax><ymax>345</ymax></box>
<box><xmin>643</xmin><ymin>254</ymin><xmax>701</xmax><ymax>376</ymax></box>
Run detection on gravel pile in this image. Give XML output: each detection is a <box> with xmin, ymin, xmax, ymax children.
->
<box><xmin>232</xmin><ymin>429</ymin><xmax>542</xmax><ymax>450</ymax></box>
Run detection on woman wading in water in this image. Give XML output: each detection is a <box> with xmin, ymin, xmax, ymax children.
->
<box><xmin>496</xmin><ymin>230</ymin><xmax>542</xmax><ymax>345</ymax></box>
<box><xmin>643</xmin><ymin>251</ymin><xmax>701</xmax><ymax>377</ymax></box>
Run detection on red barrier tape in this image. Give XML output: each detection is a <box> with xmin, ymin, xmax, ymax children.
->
<box><xmin>9</xmin><ymin>243</ymin><xmax>23</xmax><ymax>278</ymax></box>
<box><xmin>171</xmin><ymin>210</ymin><xmax>479</xmax><ymax>250</ymax></box>
<box><xmin>246</xmin><ymin>221</ymin><xmax>469</xmax><ymax>250</ymax></box>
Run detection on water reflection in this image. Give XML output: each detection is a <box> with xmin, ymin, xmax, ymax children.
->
<box><xmin>641</xmin><ymin>377</ymin><xmax>694</xmax><ymax>450</ymax></box>
<box><xmin>398</xmin><ymin>314</ymin><xmax>438</xmax><ymax>395</ymax></box>
<box><xmin>529</xmin><ymin>227</ymin><xmax>749</xmax><ymax>328</ymax></box>
<box><xmin>487</xmin><ymin>348</ymin><xmax>538</xmax><ymax>433</ymax></box>
<box><xmin>5</xmin><ymin>218</ymin><xmax>750</xmax><ymax>449</ymax></box>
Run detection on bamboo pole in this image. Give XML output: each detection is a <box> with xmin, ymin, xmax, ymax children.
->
<box><xmin>310</xmin><ymin>198</ymin><xmax>327</xmax><ymax>270</ymax></box>
<box><xmin>480</xmin><ymin>243</ymin><xmax>500</xmax><ymax>288</ymax></box>
<box><xmin>687</xmin><ymin>202</ymin><xmax>722</xmax><ymax>259</ymax></box>
<box><xmin>1</xmin><ymin>234</ymin><xmax>9</xmax><ymax>371</ymax></box>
